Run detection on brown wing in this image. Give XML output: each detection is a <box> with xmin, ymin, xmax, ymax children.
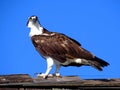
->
<box><xmin>31</xmin><ymin>33</ymin><xmax>94</xmax><ymax>63</ymax></box>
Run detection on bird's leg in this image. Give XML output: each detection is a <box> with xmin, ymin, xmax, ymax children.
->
<box><xmin>37</xmin><ymin>57</ymin><xmax>54</xmax><ymax>79</ymax></box>
<box><xmin>54</xmin><ymin>64</ymin><xmax>61</xmax><ymax>77</ymax></box>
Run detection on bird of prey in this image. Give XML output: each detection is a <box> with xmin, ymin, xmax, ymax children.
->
<box><xmin>27</xmin><ymin>15</ymin><xmax>109</xmax><ymax>78</ymax></box>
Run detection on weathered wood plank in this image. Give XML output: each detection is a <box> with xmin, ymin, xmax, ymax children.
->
<box><xmin>33</xmin><ymin>76</ymin><xmax>80</xmax><ymax>83</ymax></box>
<box><xmin>0</xmin><ymin>74</ymin><xmax>120</xmax><ymax>90</ymax></box>
<box><xmin>0</xmin><ymin>74</ymin><xmax>33</xmax><ymax>84</ymax></box>
<box><xmin>33</xmin><ymin>76</ymin><xmax>120</xmax><ymax>86</ymax></box>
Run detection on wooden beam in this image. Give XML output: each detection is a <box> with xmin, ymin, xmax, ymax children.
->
<box><xmin>0</xmin><ymin>74</ymin><xmax>120</xmax><ymax>89</ymax></box>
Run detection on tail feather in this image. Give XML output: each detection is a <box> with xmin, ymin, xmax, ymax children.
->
<box><xmin>88</xmin><ymin>56</ymin><xmax>109</xmax><ymax>71</ymax></box>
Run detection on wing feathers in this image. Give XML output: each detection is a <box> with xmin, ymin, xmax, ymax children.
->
<box><xmin>31</xmin><ymin>32</ymin><xmax>94</xmax><ymax>63</ymax></box>
<box><xmin>87</xmin><ymin>56</ymin><xmax>109</xmax><ymax>71</ymax></box>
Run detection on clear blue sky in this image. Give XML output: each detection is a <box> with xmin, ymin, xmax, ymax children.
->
<box><xmin>1</xmin><ymin>0</ymin><xmax>120</xmax><ymax>79</ymax></box>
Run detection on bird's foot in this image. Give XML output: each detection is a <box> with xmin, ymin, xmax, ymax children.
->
<box><xmin>36</xmin><ymin>73</ymin><xmax>61</xmax><ymax>79</ymax></box>
<box><xmin>53</xmin><ymin>73</ymin><xmax>62</xmax><ymax>78</ymax></box>
<box><xmin>37</xmin><ymin>73</ymin><xmax>53</xmax><ymax>79</ymax></box>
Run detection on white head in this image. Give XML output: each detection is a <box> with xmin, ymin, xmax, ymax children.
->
<box><xmin>27</xmin><ymin>15</ymin><xmax>43</xmax><ymax>37</ymax></box>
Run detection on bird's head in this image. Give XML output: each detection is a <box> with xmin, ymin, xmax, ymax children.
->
<box><xmin>27</xmin><ymin>15</ymin><xmax>40</xmax><ymax>28</ymax></box>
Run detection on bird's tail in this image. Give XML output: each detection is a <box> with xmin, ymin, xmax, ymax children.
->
<box><xmin>85</xmin><ymin>56</ymin><xmax>109</xmax><ymax>71</ymax></box>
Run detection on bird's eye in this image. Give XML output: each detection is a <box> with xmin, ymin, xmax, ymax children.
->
<box><xmin>29</xmin><ymin>17</ymin><xmax>32</xmax><ymax>21</ymax></box>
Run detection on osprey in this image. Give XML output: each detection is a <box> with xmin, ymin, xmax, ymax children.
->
<box><xmin>27</xmin><ymin>15</ymin><xmax>109</xmax><ymax>78</ymax></box>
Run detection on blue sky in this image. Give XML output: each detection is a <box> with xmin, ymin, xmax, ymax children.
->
<box><xmin>0</xmin><ymin>0</ymin><xmax>120</xmax><ymax>79</ymax></box>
